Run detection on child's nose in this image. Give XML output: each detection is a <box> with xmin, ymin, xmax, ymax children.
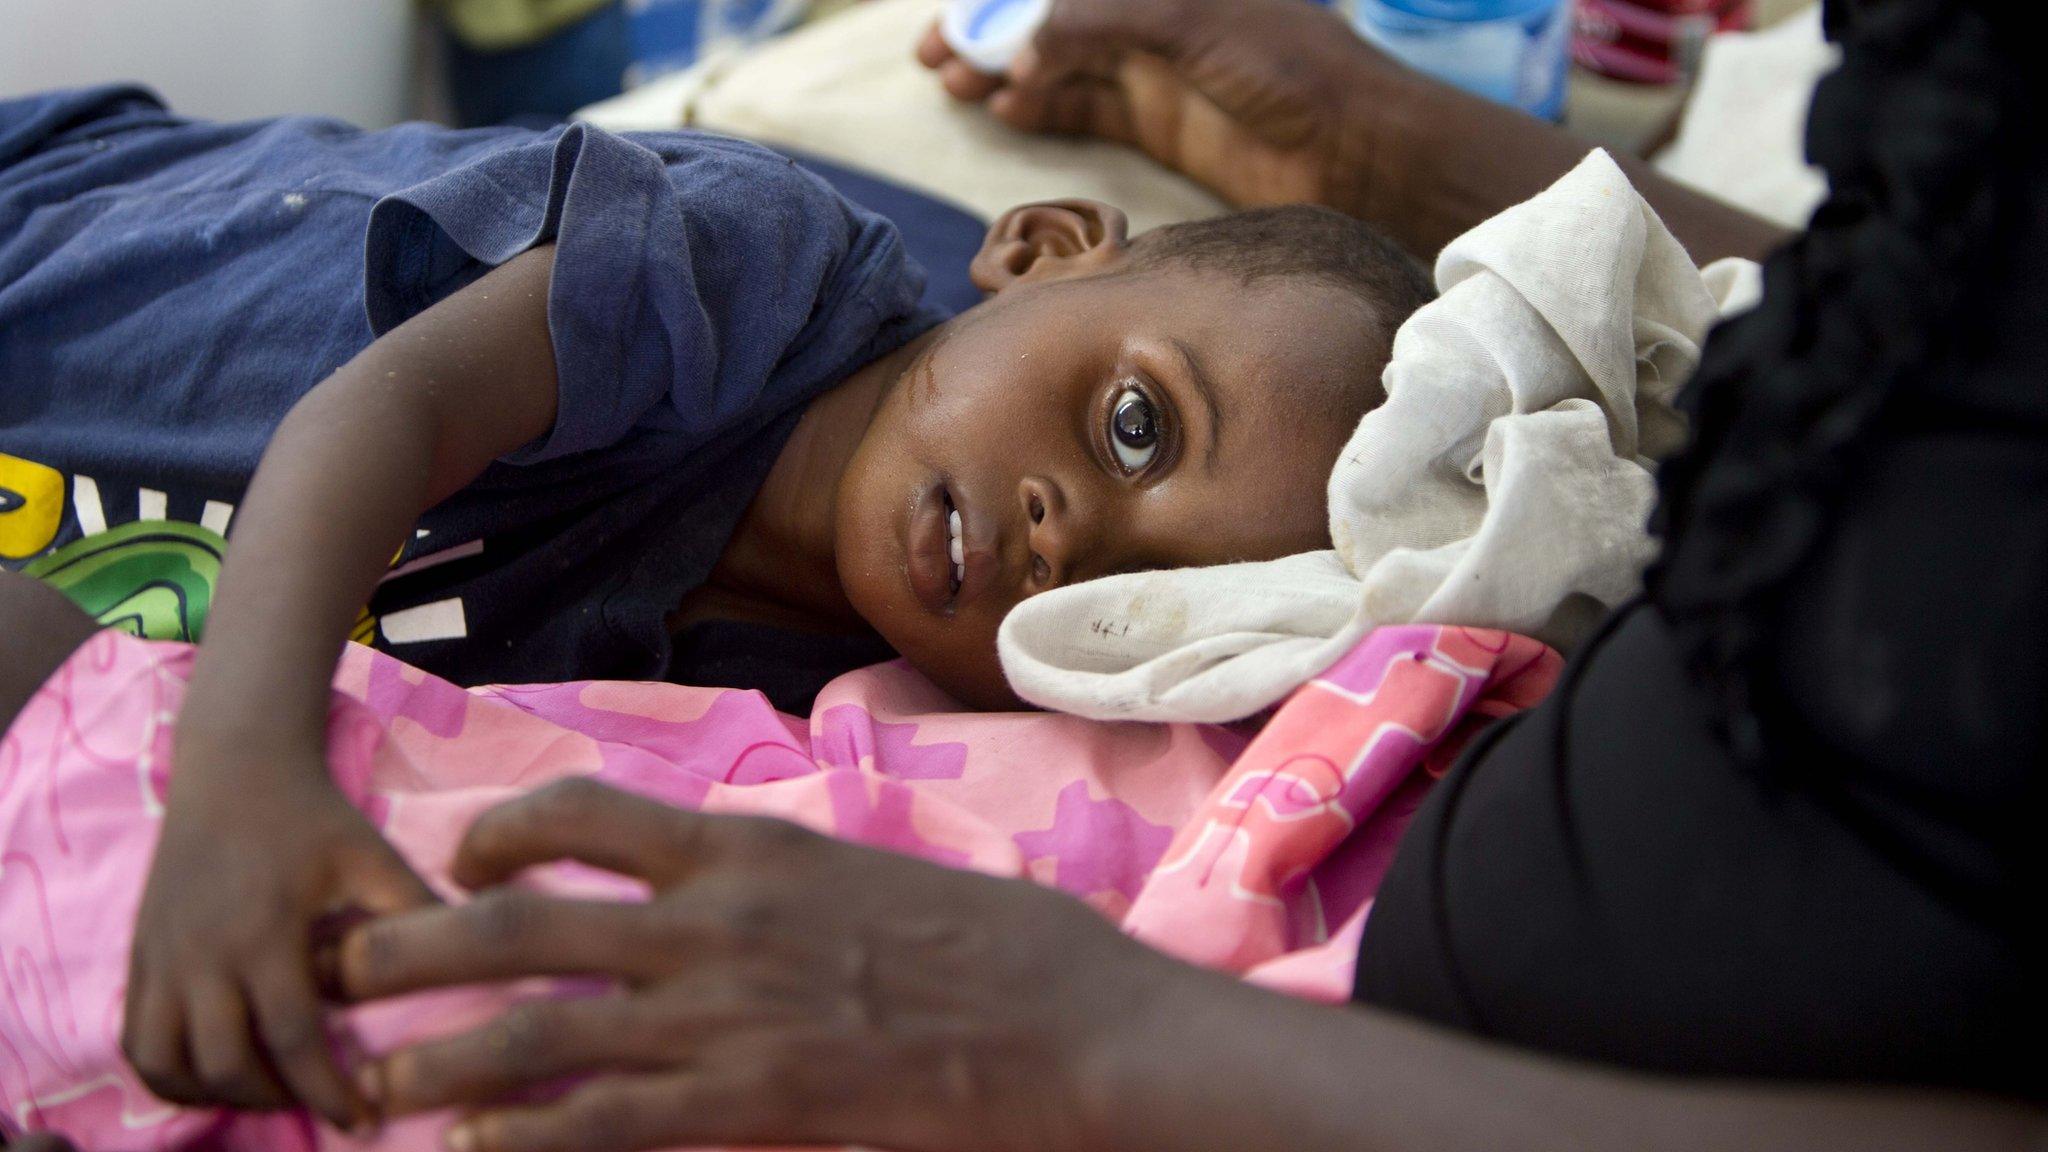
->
<box><xmin>1018</xmin><ymin>475</ymin><xmax>1084</xmax><ymax>591</ymax></box>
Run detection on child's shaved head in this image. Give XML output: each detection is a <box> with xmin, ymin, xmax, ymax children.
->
<box><xmin>1129</xmin><ymin>205</ymin><xmax>1436</xmax><ymax>416</ymax></box>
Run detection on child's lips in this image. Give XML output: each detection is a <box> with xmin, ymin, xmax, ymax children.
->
<box><xmin>907</xmin><ymin>482</ymin><xmax>957</xmax><ymax>616</ymax></box>
<box><xmin>907</xmin><ymin>481</ymin><xmax>996</xmax><ymax>617</ymax></box>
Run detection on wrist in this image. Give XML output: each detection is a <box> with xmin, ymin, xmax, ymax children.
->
<box><xmin>1057</xmin><ymin>942</ymin><xmax>1233</xmax><ymax>1152</ymax></box>
<box><xmin>169</xmin><ymin>707</ymin><xmax>330</xmax><ymax>794</ymax></box>
<box><xmin>1331</xmin><ymin>58</ymin><xmax>1450</xmax><ymax>245</ymax></box>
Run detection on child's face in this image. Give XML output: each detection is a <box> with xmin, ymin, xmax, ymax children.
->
<box><xmin>834</xmin><ymin>259</ymin><xmax>1383</xmax><ymax>709</ymax></box>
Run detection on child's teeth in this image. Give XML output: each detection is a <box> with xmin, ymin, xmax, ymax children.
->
<box><xmin>948</xmin><ymin>511</ymin><xmax>964</xmax><ymax>567</ymax></box>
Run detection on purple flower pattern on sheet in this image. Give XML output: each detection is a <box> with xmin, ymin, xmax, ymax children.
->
<box><xmin>1013</xmin><ymin>781</ymin><xmax>1176</xmax><ymax>903</ymax></box>
<box><xmin>813</xmin><ymin>703</ymin><xmax>969</xmax><ymax>780</ymax></box>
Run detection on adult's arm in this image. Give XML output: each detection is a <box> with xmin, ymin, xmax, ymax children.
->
<box><xmin>917</xmin><ymin>0</ymin><xmax>1791</xmax><ymax>263</ymax></box>
<box><xmin>335</xmin><ymin>781</ymin><xmax>2044</xmax><ymax>1152</ymax></box>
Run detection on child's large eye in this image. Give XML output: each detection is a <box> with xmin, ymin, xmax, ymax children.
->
<box><xmin>1109</xmin><ymin>387</ymin><xmax>1160</xmax><ymax>473</ymax></box>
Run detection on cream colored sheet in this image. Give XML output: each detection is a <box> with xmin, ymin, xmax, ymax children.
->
<box><xmin>575</xmin><ymin>0</ymin><xmax>1227</xmax><ymax>234</ymax></box>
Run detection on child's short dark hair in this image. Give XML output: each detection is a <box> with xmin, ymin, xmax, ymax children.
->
<box><xmin>1129</xmin><ymin>205</ymin><xmax>1435</xmax><ymax>416</ymax></box>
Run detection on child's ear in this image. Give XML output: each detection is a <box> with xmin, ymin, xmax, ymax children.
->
<box><xmin>970</xmin><ymin>200</ymin><xmax>1131</xmax><ymax>293</ymax></box>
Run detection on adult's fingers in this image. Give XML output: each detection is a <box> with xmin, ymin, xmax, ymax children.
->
<box><xmin>988</xmin><ymin>74</ymin><xmax>1136</xmax><ymax>142</ymax></box>
<box><xmin>369</xmin><ymin>965</ymin><xmax>822</xmax><ymax>1117</ymax></box>
<box><xmin>361</xmin><ymin>994</ymin><xmax>655</xmax><ymax>1116</ymax></box>
<box><xmin>914</xmin><ymin>20</ymin><xmax>955</xmax><ymax>69</ymax></box>
<box><xmin>249</xmin><ymin>960</ymin><xmax>363</xmax><ymax>1129</ymax></box>
<box><xmin>1023</xmin><ymin>0</ymin><xmax>1197</xmax><ymax>84</ymax></box>
<box><xmin>919</xmin><ymin>5</ymin><xmax>1136</xmax><ymax>98</ymax></box>
<box><xmin>449</xmin><ymin>1070</ymin><xmax>805</xmax><ymax>1152</ymax></box>
<box><xmin>337</xmin><ymin>891</ymin><xmax>662</xmax><ymax>1003</ymax></box>
<box><xmin>450</xmin><ymin>779</ymin><xmax>709</xmax><ymax>890</ymax></box>
<box><xmin>938</xmin><ymin>58</ymin><xmax>1009</xmax><ymax>103</ymax></box>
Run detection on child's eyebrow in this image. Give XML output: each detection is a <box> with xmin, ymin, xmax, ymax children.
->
<box><xmin>1169</xmin><ymin>337</ymin><xmax>1225</xmax><ymax>473</ymax></box>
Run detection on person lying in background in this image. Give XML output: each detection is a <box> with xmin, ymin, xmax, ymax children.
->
<box><xmin>0</xmin><ymin>86</ymin><xmax>1432</xmax><ymax>1132</ymax></box>
<box><xmin>62</xmin><ymin>1</ymin><xmax>2016</xmax><ymax>1150</ymax></box>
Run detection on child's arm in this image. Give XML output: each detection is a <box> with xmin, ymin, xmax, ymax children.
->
<box><xmin>123</xmin><ymin>246</ymin><xmax>562</xmax><ymax>1130</ymax></box>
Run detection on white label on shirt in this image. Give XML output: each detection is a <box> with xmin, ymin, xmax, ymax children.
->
<box><xmin>380</xmin><ymin>597</ymin><xmax>469</xmax><ymax>644</ymax></box>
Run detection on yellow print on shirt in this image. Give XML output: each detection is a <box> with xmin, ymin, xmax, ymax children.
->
<box><xmin>0</xmin><ymin>452</ymin><xmax>65</xmax><ymax>560</ymax></box>
<box><xmin>3</xmin><ymin>451</ymin><xmax>470</xmax><ymax>647</ymax></box>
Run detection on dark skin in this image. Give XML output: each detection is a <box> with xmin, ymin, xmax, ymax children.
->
<box><xmin>117</xmin><ymin>188</ymin><xmax>1380</xmax><ymax>1127</ymax></box>
<box><xmin>236</xmin><ymin>4</ymin><xmax>2028</xmax><ymax>1150</ymax></box>
<box><xmin>320</xmin><ymin>779</ymin><xmax>2047</xmax><ymax>1152</ymax></box>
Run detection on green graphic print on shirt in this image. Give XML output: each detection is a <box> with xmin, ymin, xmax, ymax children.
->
<box><xmin>3</xmin><ymin>450</ymin><xmax>391</xmax><ymax>647</ymax></box>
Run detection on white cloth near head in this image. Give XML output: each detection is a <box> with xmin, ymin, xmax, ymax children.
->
<box><xmin>997</xmin><ymin>151</ymin><xmax>1763</xmax><ymax>723</ymax></box>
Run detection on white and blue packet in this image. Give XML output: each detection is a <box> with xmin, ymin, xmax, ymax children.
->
<box><xmin>1347</xmin><ymin>0</ymin><xmax>1572</xmax><ymax>120</ymax></box>
<box><xmin>939</xmin><ymin>0</ymin><xmax>1052</xmax><ymax>73</ymax></box>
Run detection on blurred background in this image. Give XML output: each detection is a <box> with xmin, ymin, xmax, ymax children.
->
<box><xmin>0</xmin><ymin>0</ymin><xmax>1823</xmax><ymax>225</ymax></box>
<box><xmin>0</xmin><ymin>0</ymin><xmax>863</xmax><ymax>130</ymax></box>
<box><xmin>0</xmin><ymin>0</ymin><xmax>1809</xmax><ymax>133</ymax></box>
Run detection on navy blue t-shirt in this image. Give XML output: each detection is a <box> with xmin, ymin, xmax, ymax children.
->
<box><xmin>0</xmin><ymin>86</ymin><xmax>950</xmax><ymax>689</ymax></box>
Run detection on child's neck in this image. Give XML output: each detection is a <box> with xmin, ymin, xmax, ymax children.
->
<box><xmin>673</xmin><ymin>331</ymin><xmax>933</xmax><ymax>638</ymax></box>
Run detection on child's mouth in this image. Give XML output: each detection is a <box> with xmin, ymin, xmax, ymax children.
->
<box><xmin>907</xmin><ymin>480</ymin><xmax>970</xmax><ymax>616</ymax></box>
<box><xmin>946</xmin><ymin>499</ymin><xmax>966</xmax><ymax>594</ymax></box>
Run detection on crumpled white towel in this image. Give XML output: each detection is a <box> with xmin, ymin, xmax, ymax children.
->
<box><xmin>997</xmin><ymin>150</ymin><xmax>1763</xmax><ymax>723</ymax></box>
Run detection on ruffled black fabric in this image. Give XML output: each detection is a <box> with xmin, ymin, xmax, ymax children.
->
<box><xmin>1647</xmin><ymin>0</ymin><xmax>2033</xmax><ymax>760</ymax></box>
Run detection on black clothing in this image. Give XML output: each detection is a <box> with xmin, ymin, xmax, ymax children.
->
<box><xmin>1359</xmin><ymin>0</ymin><xmax>2045</xmax><ymax>1097</ymax></box>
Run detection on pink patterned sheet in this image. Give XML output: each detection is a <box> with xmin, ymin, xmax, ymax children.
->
<box><xmin>1</xmin><ymin>626</ymin><xmax>1557</xmax><ymax>1150</ymax></box>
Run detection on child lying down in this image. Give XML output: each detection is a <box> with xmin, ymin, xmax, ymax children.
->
<box><xmin>0</xmin><ymin>87</ymin><xmax>1432</xmax><ymax>1138</ymax></box>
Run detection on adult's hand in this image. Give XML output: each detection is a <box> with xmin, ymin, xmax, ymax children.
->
<box><xmin>916</xmin><ymin>0</ymin><xmax>1409</xmax><ymax>217</ymax></box>
<box><xmin>336</xmin><ymin>778</ymin><xmax>1179</xmax><ymax>1152</ymax></box>
<box><xmin>917</xmin><ymin>0</ymin><xmax>1790</xmax><ymax>263</ymax></box>
<box><xmin>337</xmin><ymin>780</ymin><xmax>2048</xmax><ymax>1152</ymax></box>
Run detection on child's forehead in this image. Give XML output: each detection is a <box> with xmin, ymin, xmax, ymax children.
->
<box><xmin>961</xmin><ymin>265</ymin><xmax>1385</xmax><ymax>421</ymax></box>
<box><xmin>1108</xmin><ymin>266</ymin><xmax>1378</xmax><ymax>351</ymax></box>
<box><xmin>1135</xmin><ymin>277</ymin><xmax>1381</xmax><ymax>395</ymax></box>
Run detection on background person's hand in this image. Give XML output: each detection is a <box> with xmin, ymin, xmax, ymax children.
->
<box><xmin>123</xmin><ymin>731</ymin><xmax>437</xmax><ymax>1130</ymax></box>
<box><xmin>337</xmin><ymin>778</ymin><xmax>1185</xmax><ymax>1152</ymax></box>
<box><xmin>915</xmin><ymin>0</ymin><xmax>1418</xmax><ymax>215</ymax></box>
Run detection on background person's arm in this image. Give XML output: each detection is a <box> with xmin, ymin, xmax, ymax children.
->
<box><xmin>335</xmin><ymin>781</ymin><xmax>2045</xmax><ymax>1152</ymax></box>
<box><xmin>917</xmin><ymin>0</ymin><xmax>1791</xmax><ymax>264</ymax></box>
